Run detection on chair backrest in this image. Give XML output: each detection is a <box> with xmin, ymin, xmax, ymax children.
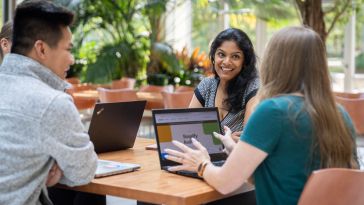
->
<box><xmin>139</xmin><ymin>84</ymin><xmax>174</xmax><ymax>93</ymax></box>
<box><xmin>97</xmin><ymin>87</ymin><xmax>138</xmax><ymax>103</ymax></box>
<box><xmin>72</xmin><ymin>96</ymin><xmax>97</xmax><ymax>110</ymax></box>
<box><xmin>298</xmin><ymin>168</ymin><xmax>364</xmax><ymax>205</ymax></box>
<box><xmin>335</xmin><ymin>96</ymin><xmax>364</xmax><ymax>135</ymax></box>
<box><xmin>66</xmin><ymin>83</ymin><xmax>97</xmax><ymax>94</ymax></box>
<box><xmin>162</xmin><ymin>91</ymin><xmax>193</xmax><ymax>108</ymax></box>
<box><xmin>65</xmin><ymin>77</ymin><xmax>81</xmax><ymax>84</ymax></box>
<box><xmin>111</xmin><ymin>77</ymin><xmax>136</xmax><ymax>89</ymax></box>
<box><xmin>174</xmin><ymin>85</ymin><xmax>194</xmax><ymax>93</ymax></box>
<box><xmin>66</xmin><ymin>84</ymin><xmax>98</xmax><ymax>110</ymax></box>
<box><xmin>334</xmin><ymin>91</ymin><xmax>364</xmax><ymax>99</ymax></box>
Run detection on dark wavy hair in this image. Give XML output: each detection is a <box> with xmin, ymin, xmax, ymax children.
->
<box><xmin>209</xmin><ymin>28</ymin><xmax>258</xmax><ymax>113</ymax></box>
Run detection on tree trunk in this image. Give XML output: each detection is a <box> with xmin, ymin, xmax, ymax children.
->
<box><xmin>296</xmin><ymin>0</ymin><xmax>327</xmax><ymax>42</ymax></box>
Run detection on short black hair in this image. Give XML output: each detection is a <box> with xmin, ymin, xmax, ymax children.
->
<box><xmin>209</xmin><ymin>28</ymin><xmax>258</xmax><ymax>113</ymax></box>
<box><xmin>11</xmin><ymin>0</ymin><xmax>74</xmax><ymax>55</ymax></box>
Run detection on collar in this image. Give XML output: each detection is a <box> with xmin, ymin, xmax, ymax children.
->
<box><xmin>1</xmin><ymin>53</ymin><xmax>70</xmax><ymax>91</ymax></box>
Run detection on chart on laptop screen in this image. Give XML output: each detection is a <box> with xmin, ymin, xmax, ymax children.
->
<box><xmin>154</xmin><ymin>110</ymin><xmax>224</xmax><ymax>158</ymax></box>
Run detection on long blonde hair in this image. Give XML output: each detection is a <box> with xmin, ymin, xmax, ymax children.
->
<box><xmin>258</xmin><ymin>26</ymin><xmax>357</xmax><ymax>168</ymax></box>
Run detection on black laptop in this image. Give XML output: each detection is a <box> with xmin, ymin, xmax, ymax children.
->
<box><xmin>88</xmin><ymin>100</ymin><xmax>146</xmax><ymax>153</ymax></box>
<box><xmin>152</xmin><ymin>107</ymin><xmax>227</xmax><ymax>178</ymax></box>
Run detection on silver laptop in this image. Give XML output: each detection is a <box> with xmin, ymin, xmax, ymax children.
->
<box><xmin>152</xmin><ymin>107</ymin><xmax>227</xmax><ymax>178</ymax></box>
<box><xmin>95</xmin><ymin>159</ymin><xmax>140</xmax><ymax>178</ymax></box>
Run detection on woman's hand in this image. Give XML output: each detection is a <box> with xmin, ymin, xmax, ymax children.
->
<box><xmin>231</xmin><ymin>131</ymin><xmax>242</xmax><ymax>142</ymax></box>
<box><xmin>213</xmin><ymin>126</ymin><xmax>237</xmax><ymax>155</ymax></box>
<box><xmin>164</xmin><ymin>138</ymin><xmax>210</xmax><ymax>172</ymax></box>
<box><xmin>46</xmin><ymin>163</ymin><xmax>63</xmax><ymax>187</ymax></box>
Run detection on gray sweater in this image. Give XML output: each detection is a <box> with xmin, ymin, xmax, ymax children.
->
<box><xmin>0</xmin><ymin>54</ymin><xmax>98</xmax><ymax>205</ymax></box>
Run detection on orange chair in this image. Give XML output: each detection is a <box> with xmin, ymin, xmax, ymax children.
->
<box><xmin>97</xmin><ymin>87</ymin><xmax>138</xmax><ymax>103</ymax></box>
<box><xmin>335</xmin><ymin>96</ymin><xmax>364</xmax><ymax>135</ymax></box>
<box><xmin>66</xmin><ymin>84</ymin><xmax>98</xmax><ymax>110</ymax></box>
<box><xmin>111</xmin><ymin>77</ymin><xmax>136</xmax><ymax>89</ymax></box>
<box><xmin>71</xmin><ymin>96</ymin><xmax>97</xmax><ymax>110</ymax></box>
<box><xmin>298</xmin><ymin>168</ymin><xmax>364</xmax><ymax>205</ymax></box>
<box><xmin>334</xmin><ymin>91</ymin><xmax>364</xmax><ymax>99</ymax></box>
<box><xmin>162</xmin><ymin>91</ymin><xmax>193</xmax><ymax>108</ymax></box>
<box><xmin>66</xmin><ymin>77</ymin><xmax>81</xmax><ymax>84</ymax></box>
<box><xmin>139</xmin><ymin>84</ymin><xmax>174</xmax><ymax>93</ymax></box>
<box><xmin>66</xmin><ymin>83</ymin><xmax>97</xmax><ymax>94</ymax></box>
<box><xmin>139</xmin><ymin>85</ymin><xmax>173</xmax><ymax>109</ymax></box>
<box><xmin>174</xmin><ymin>85</ymin><xmax>194</xmax><ymax>93</ymax></box>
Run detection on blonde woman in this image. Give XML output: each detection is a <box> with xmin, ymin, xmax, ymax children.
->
<box><xmin>164</xmin><ymin>26</ymin><xmax>358</xmax><ymax>205</ymax></box>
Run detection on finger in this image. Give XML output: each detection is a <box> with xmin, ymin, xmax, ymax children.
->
<box><xmin>191</xmin><ymin>138</ymin><xmax>206</xmax><ymax>151</ymax></box>
<box><xmin>172</xmin><ymin>140</ymin><xmax>193</xmax><ymax>153</ymax></box>
<box><xmin>235</xmin><ymin>131</ymin><xmax>242</xmax><ymax>135</ymax></box>
<box><xmin>224</xmin><ymin>126</ymin><xmax>232</xmax><ymax>136</ymax></box>
<box><xmin>213</xmin><ymin>132</ymin><xmax>223</xmax><ymax>140</ymax></box>
<box><xmin>168</xmin><ymin>165</ymin><xmax>194</xmax><ymax>172</ymax></box>
<box><xmin>165</xmin><ymin>154</ymin><xmax>184</xmax><ymax>164</ymax></box>
<box><xmin>231</xmin><ymin>134</ymin><xmax>239</xmax><ymax>142</ymax></box>
<box><xmin>164</xmin><ymin>148</ymin><xmax>184</xmax><ymax>158</ymax></box>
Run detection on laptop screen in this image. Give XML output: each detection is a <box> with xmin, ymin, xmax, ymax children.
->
<box><xmin>153</xmin><ymin>107</ymin><xmax>226</xmax><ymax>167</ymax></box>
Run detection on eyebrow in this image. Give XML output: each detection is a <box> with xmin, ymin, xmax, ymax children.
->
<box><xmin>217</xmin><ymin>48</ymin><xmax>243</xmax><ymax>55</ymax></box>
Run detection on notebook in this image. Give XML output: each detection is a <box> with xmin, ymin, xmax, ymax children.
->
<box><xmin>88</xmin><ymin>100</ymin><xmax>146</xmax><ymax>153</ymax></box>
<box><xmin>152</xmin><ymin>107</ymin><xmax>227</xmax><ymax>178</ymax></box>
<box><xmin>95</xmin><ymin>159</ymin><xmax>140</xmax><ymax>178</ymax></box>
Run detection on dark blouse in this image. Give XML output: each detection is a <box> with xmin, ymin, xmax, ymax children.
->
<box><xmin>195</xmin><ymin>77</ymin><xmax>259</xmax><ymax>132</ymax></box>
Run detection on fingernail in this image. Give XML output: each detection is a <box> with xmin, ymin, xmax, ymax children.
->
<box><xmin>192</xmin><ymin>138</ymin><xmax>196</xmax><ymax>142</ymax></box>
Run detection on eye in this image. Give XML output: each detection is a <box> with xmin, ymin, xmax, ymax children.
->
<box><xmin>232</xmin><ymin>55</ymin><xmax>241</xmax><ymax>60</ymax></box>
<box><xmin>217</xmin><ymin>52</ymin><xmax>225</xmax><ymax>58</ymax></box>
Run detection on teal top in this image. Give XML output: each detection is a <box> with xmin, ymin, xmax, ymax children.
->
<box><xmin>241</xmin><ymin>95</ymin><xmax>356</xmax><ymax>205</ymax></box>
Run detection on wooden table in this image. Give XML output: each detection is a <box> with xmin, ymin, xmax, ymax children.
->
<box><xmin>63</xmin><ymin>138</ymin><xmax>253</xmax><ymax>205</ymax></box>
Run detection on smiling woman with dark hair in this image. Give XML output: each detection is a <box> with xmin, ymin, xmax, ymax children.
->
<box><xmin>190</xmin><ymin>28</ymin><xmax>259</xmax><ymax>142</ymax></box>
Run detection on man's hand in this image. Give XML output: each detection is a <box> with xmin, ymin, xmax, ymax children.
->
<box><xmin>46</xmin><ymin>163</ymin><xmax>63</xmax><ymax>187</ymax></box>
<box><xmin>213</xmin><ymin>126</ymin><xmax>237</xmax><ymax>155</ymax></box>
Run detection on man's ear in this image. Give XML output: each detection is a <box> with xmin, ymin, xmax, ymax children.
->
<box><xmin>33</xmin><ymin>40</ymin><xmax>47</xmax><ymax>59</ymax></box>
<box><xmin>0</xmin><ymin>38</ymin><xmax>8</xmax><ymax>50</ymax></box>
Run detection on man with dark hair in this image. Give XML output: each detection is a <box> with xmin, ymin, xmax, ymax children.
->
<box><xmin>0</xmin><ymin>1</ymin><xmax>98</xmax><ymax>205</ymax></box>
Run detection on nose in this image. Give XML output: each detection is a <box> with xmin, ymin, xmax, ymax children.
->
<box><xmin>222</xmin><ymin>56</ymin><xmax>232</xmax><ymax>66</ymax></box>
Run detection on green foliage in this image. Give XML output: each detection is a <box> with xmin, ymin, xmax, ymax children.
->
<box><xmin>146</xmin><ymin>43</ymin><xmax>204</xmax><ymax>86</ymax></box>
<box><xmin>252</xmin><ymin>0</ymin><xmax>296</xmax><ymax>21</ymax></box>
<box><xmin>66</xmin><ymin>0</ymin><xmax>158</xmax><ymax>83</ymax></box>
<box><xmin>191</xmin><ymin>0</ymin><xmax>297</xmax><ymax>54</ymax></box>
<box><xmin>356</xmin><ymin>52</ymin><xmax>364</xmax><ymax>73</ymax></box>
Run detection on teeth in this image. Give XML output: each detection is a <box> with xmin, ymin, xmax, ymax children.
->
<box><xmin>221</xmin><ymin>67</ymin><xmax>233</xmax><ymax>71</ymax></box>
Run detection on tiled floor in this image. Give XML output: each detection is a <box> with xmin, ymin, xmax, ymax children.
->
<box><xmin>107</xmin><ymin>196</ymin><xmax>136</xmax><ymax>205</ymax></box>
